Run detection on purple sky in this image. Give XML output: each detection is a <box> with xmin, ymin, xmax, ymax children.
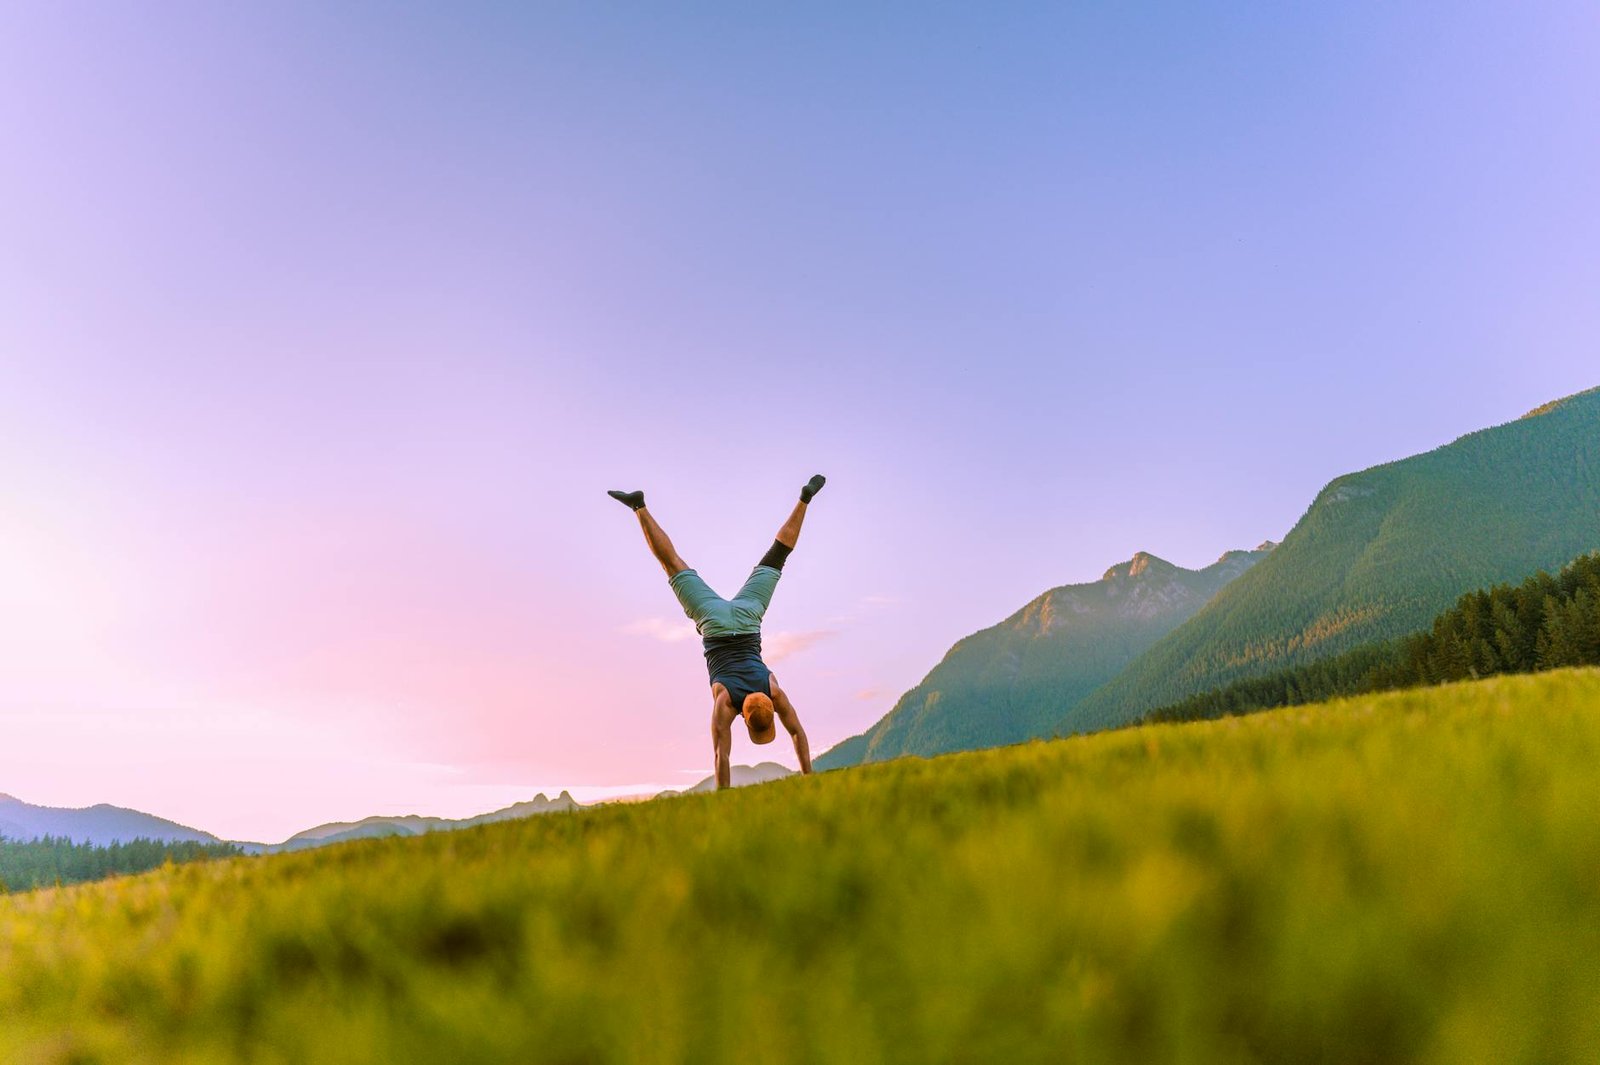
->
<box><xmin>2</xmin><ymin>4</ymin><xmax>1596</xmax><ymax>841</ymax></box>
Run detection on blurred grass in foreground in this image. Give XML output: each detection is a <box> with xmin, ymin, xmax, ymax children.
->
<box><xmin>3</xmin><ymin>670</ymin><xmax>1600</xmax><ymax>1064</ymax></box>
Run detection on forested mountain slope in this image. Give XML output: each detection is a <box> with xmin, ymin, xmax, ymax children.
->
<box><xmin>1143</xmin><ymin>550</ymin><xmax>1600</xmax><ymax>725</ymax></box>
<box><xmin>818</xmin><ymin>546</ymin><xmax>1272</xmax><ymax>768</ymax></box>
<box><xmin>1067</xmin><ymin>386</ymin><xmax>1600</xmax><ymax>731</ymax></box>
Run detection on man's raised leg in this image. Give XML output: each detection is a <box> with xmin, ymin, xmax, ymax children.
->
<box><xmin>776</xmin><ymin>474</ymin><xmax>826</xmax><ymax>548</ymax></box>
<box><xmin>733</xmin><ymin>475</ymin><xmax>826</xmax><ymax>610</ymax></box>
<box><xmin>609</xmin><ymin>489</ymin><xmax>688</xmax><ymax>576</ymax></box>
<box><xmin>637</xmin><ymin>507</ymin><xmax>688</xmax><ymax>576</ymax></box>
<box><xmin>775</xmin><ymin>500</ymin><xmax>807</xmax><ymax>549</ymax></box>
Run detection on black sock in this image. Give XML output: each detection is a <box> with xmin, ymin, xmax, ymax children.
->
<box><xmin>800</xmin><ymin>474</ymin><xmax>826</xmax><ymax>503</ymax></box>
<box><xmin>608</xmin><ymin>489</ymin><xmax>646</xmax><ymax>511</ymax></box>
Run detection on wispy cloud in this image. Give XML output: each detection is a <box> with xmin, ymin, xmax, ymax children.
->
<box><xmin>765</xmin><ymin>629</ymin><xmax>838</xmax><ymax>662</ymax></box>
<box><xmin>620</xmin><ymin>618</ymin><xmax>698</xmax><ymax>643</ymax></box>
<box><xmin>854</xmin><ymin>687</ymin><xmax>889</xmax><ymax>702</ymax></box>
<box><xmin>826</xmin><ymin>593</ymin><xmax>901</xmax><ymax>626</ymax></box>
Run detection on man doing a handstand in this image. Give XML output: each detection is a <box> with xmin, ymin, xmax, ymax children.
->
<box><xmin>608</xmin><ymin>475</ymin><xmax>826</xmax><ymax>789</ymax></box>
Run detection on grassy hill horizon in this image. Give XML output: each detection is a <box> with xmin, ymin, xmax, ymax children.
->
<box><xmin>5</xmin><ymin>669</ymin><xmax>1600</xmax><ymax>1064</ymax></box>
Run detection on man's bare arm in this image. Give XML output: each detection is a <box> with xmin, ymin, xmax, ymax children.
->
<box><xmin>769</xmin><ymin>679</ymin><xmax>813</xmax><ymax>775</ymax></box>
<box><xmin>788</xmin><ymin>720</ymin><xmax>812</xmax><ymax>775</ymax></box>
<box><xmin>711</xmin><ymin>687</ymin><xmax>736</xmax><ymax>789</ymax></box>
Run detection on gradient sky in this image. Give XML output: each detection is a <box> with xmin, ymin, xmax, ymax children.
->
<box><xmin>2</xmin><ymin>3</ymin><xmax>1596</xmax><ymax>842</ymax></box>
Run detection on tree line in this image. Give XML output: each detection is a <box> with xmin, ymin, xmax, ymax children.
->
<box><xmin>1145</xmin><ymin>551</ymin><xmax>1600</xmax><ymax>725</ymax></box>
<box><xmin>0</xmin><ymin>836</ymin><xmax>245</xmax><ymax>893</ymax></box>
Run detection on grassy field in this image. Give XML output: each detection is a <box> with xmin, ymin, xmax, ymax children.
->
<box><xmin>4</xmin><ymin>671</ymin><xmax>1600</xmax><ymax>1064</ymax></box>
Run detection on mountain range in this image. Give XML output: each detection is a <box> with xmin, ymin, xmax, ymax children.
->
<box><xmin>0</xmin><ymin>794</ymin><xmax>226</xmax><ymax>848</ymax></box>
<box><xmin>1072</xmin><ymin>385</ymin><xmax>1600</xmax><ymax>729</ymax></box>
<box><xmin>264</xmin><ymin>791</ymin><xmax>582</xmax><ymax>852</ymax></box>
<box><xmin>824</xmin><ymin>385</ymin><xmax>1600</xmax><ymax>766</ymax></box>
<box><xmin>0</xmin><ymin>764</ymin><xmax>794</xmax><ymax>851</ymax></box>
<box><xmin>816</xmin><ymin>546</ymin><xmax>1274</xmax><ymax>768</ymax></box>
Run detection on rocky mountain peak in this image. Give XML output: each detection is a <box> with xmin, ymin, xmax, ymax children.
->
<box><xmin>1102</xmin><ymin>551</ymin><xmax>1176</xmax><ymax>582</ymax></box>
<box><xmin>1216</xmin><ymin>542</ymin><xmax>1277</xmax><ymax>565</ymax></box>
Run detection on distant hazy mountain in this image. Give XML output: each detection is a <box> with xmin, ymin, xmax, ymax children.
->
<box><xmin>282</xmin><ymin>767</ymin><xmax>793</xmax><ymax>845</ymax></box>
<box><xmin>655</xmin><ymin>762</ymin><xmax>794</xmax><ymax>797</ymax></box>
<box><xmin>0</xmin><ymin>770</ymin><xmax>798</xmax><ymax>856</ymax></box>
<box><xmin>692</xmin><ymin>761</ymin><xmax>793</xmax><ymax>792</ymax></box>
<box><xmin>0</xmin><ymin>794</ymin><xmax>226</xmax><ymax>847</ymax></box>
<box><xmin>269</xmin><ymin>792</ymin><xmax>580</xmax><ymax>852</ymax></box>
<box><xmin>0</xmin><ymin>791</ymin><xmax>583</xmax><ymax>854</ymax></box>
<box><xmin>817</xmin><ymin>546</ymin><xmax>1274</xmax><ymax>769</ymax></box>
<box><xmin>1069</xmin><ymin>386</ymin><xmax>1600</xmax><ymax>731</ymax></box>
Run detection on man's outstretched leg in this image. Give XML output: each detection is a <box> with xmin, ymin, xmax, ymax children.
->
<box><xmin>609</xmin><ymin>489</ymin><xmax>688</xmax><ymax>576</ymax></box>
<box><xmin>733</xmin><ymin>475</ymin><xmax>826</xmax><ymax>612</ymax></box>
<box><xmin>776</xmin><ymin>474</ymin><xmax>825</xmax><ymax>548</ymax></box>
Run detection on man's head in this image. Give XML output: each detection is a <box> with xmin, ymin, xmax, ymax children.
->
<box><xmin>742</xmin><ymin>692</ymin><xmax>776</xmax><ymax>744</ymax></box>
